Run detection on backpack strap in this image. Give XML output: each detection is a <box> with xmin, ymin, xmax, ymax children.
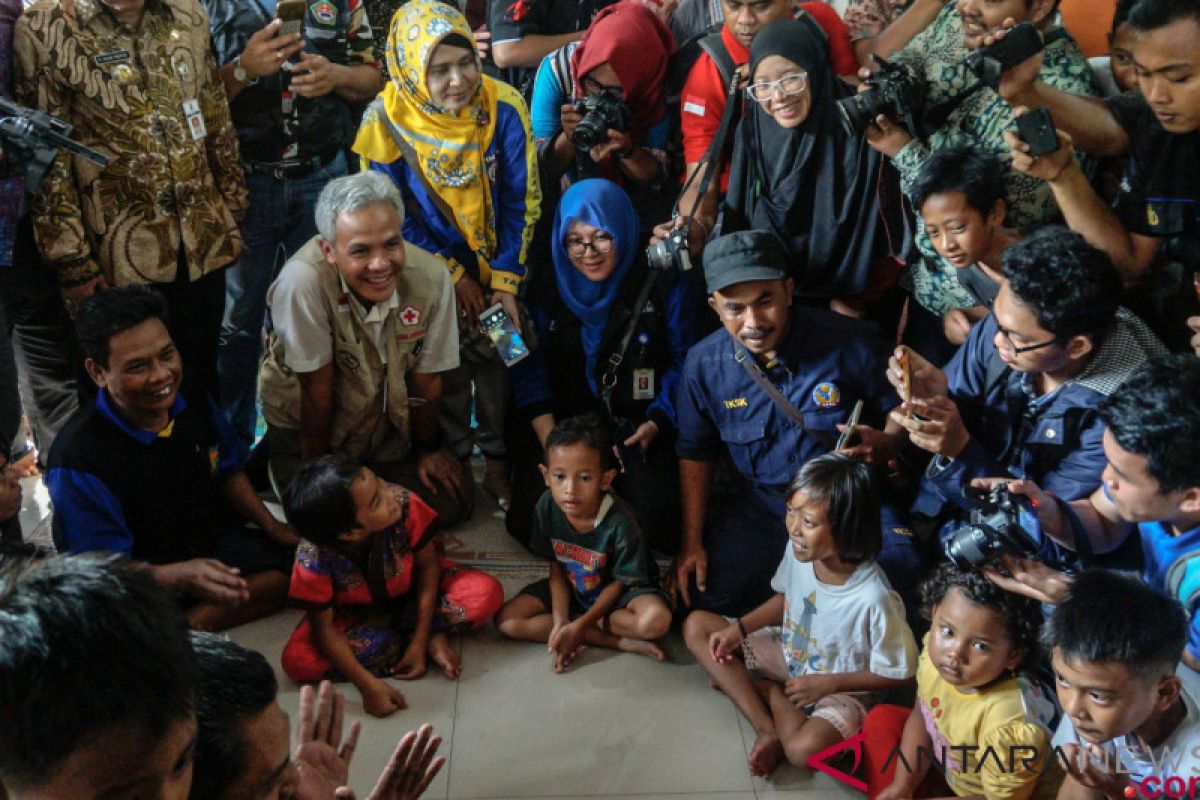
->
<box><xmin>697</xmin><ymin>29</ymin><xmax>737</xmax><ymax>90</ymax></box>
<box><xmin>550</xmin><ymin>44</ymin><xmax>573</xmax><ymax>99</ymax></box>
<box><xmin>793</xmin><ymin>8</ymin><xmax>828</xmax><ymax>47</ymax></box>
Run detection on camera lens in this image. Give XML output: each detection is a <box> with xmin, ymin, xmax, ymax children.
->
<box><xmin>572</xmin><ymin>117</ymin><xmax>603</xmax><ymax>153</ymax></box>
<box><xmin>943</xmin><ymin>525</ymin><xmax>992</xmax><ymax>568</ymax></box>
<box><xmin>836</xmin><ymin>90</ymin><xmax>880</xmax><ymax>137</ymax></box>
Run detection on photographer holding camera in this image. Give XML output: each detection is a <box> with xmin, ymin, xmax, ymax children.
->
<box><xmin>887</xmin><ymin>228</ymin><xmax>1165</xmax><ymax>573</ymax></box>
<box><xmin>976</xmin><ymin>354</ymin><xmax>1200</xmax><ymax>674</ymax></box>
<box><xmin>859</xmin><ymin>0</ymin><xmax>1099</xmax><ymax>322</ymax></box>
<box><xmin>531</xmin><ymin>1</ymin><xmax>674</xmax><ymax>188</ymax></box>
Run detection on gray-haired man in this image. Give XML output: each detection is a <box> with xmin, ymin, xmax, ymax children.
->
<box><xmin>258</xmin><ymin>172</ymin><xmax>469</xmax><ymax>524</ymax></box>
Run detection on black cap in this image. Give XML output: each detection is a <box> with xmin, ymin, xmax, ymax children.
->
<box><xmin>702</xmin><ymin>230</ymin><xmax>789</xmax><ymax>294</ymax></box>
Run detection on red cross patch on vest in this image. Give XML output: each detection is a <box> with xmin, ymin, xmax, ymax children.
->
<box><xmin>399</xmin><ymin>306</ymin><xmax>422</xmax><ymax>326</ymax></box>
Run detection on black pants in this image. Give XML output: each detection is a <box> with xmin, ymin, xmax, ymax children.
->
<box><xmin>157</xmin><ymin>253</ymin><xmax>227</xmax><ymax>403</ymax></box>
<box><xmin>505</xmin><ymin>409</ymin><xmax>682</xmax><ymax>556</ymax></box>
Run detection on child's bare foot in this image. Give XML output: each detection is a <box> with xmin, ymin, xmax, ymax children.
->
<box><xmin>748</xmin><ymin>730</ymin><xmax>784</xmax><ymax>777</ymax></box>
<box><xmin>617</xmin><ymin>637</ymin><xmax>667</xmax><ymax>662</ymax></box>
<box><xmin>427</xmin><ymin>633</ymin><xmax>462</xmax><ymax>680</ymax></box>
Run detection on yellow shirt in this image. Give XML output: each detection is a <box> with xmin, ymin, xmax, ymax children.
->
<box><xmin>915</xmin><ymin>643</ymin><xmax>1062</xmax><ymax>800</ymax></box>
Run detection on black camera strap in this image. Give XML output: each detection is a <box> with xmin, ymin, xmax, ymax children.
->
<box><xmin>732</xmin><ymin>340</ymin><xmax>837</xmax><ymax>451</ymax></box>
<box><xmin>599</xmin><ymin>268</ymin><xmax>661</xmax><ymax>420</ymax></box>
<box><xmin>677</xmin><ymin>65</ymin><xmax>743</xmax><ymax>221</ymax></box>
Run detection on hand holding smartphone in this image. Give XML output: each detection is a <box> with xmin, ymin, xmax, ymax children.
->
<box><xmin>276</xmin><ymin>0</ymin><xmax>306</xmax><ymax>37</ymax></box>
<box><xmin>898</xmin><ymin>350</ymin><xmax>912</xmax><ymax>417</ymax></box>
<box><xmin>479</xmin><ymin>303</ymin><xmax>530</xmax><ymax>367</ymax></box>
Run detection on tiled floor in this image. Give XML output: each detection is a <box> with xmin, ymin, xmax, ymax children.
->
<box><xmin>15</xmin><ymin>474</ymin><xmax>860</xmax><ymax>799</ymax></box>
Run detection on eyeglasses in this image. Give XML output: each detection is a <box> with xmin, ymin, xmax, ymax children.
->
<box><xmin>746</xmin><ymin>71</ymin><xmax>808</xmax><ymax>104</ymax></box>
<box><xmin>564</xmin><ymin>232</ymin><xmax>614</xmax><ymax>257</ymax></box>
<box><xmin>997</xmin><ymin>324</ymin><xmax>1062</xmax><ymax>354</ymax></box>
<box><xmin>580</xmin><ymin>75</ymin><xmax>625</xmax><ymax>100</ymax></box>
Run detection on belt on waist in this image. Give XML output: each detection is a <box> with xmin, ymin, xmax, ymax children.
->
<box><xmin>242</xmin><ymin>148</ymin><xmax>340</xmax><ymax>180</ymax></box>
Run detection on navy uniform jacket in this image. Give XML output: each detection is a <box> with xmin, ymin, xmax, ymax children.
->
<box><xmin>675</xmin><ymin>308</ymin><xmax>898</xmax><ymax>517</ymax></box>
<box><xmin>918</xmin><ymin>311</ymin><xmax>1165</xmax><ymax>566</ymax></box>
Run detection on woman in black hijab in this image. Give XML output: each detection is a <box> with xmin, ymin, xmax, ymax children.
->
<box><xmin>722</xmin><ymin>18</ymin><xmax>911</xmax><ymax>310</ymax></box>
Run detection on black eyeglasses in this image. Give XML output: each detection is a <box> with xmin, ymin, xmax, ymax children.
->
<box><xmin>580</xmin><ymin>75</ymin><xmax>624</xmax><ymax>100</ymax></box>
<box><xmin>564</xmin><ymin>232</ymin><xmax>614</xmax><ymax>257</ymax></box>
<box><xmin>997</xmin><ymin>324</ymin><xmax>1062</xmax><ymax>354</ymax></box>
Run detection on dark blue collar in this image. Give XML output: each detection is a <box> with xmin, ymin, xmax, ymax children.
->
<box><xmin>96</xmin><ymin>389</ymin><xmax>187</xmax><ymax>445</ymax></box>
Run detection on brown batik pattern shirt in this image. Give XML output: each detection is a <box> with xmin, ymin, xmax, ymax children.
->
<box><xmin>15</xmin><ymin>0</ymin><xmax>247</xmax><ymax>288</ymax></box>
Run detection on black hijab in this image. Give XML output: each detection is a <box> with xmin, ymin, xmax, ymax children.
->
<box><xmin>722</xmin><ymin>18</ymin><xmax>910</xmax><ymax>298</ymax></box>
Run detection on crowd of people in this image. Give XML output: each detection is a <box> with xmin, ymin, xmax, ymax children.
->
<box><xmin>2</xmin><ymin>0</ymin><xmax>1200</xmax><ymax>795</ymax></box>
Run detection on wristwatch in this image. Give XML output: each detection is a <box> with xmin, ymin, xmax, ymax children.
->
<box><xmin>232</xmin><ymin>55</ymin><xmax>258</xmax><ymax>86</ymax></box>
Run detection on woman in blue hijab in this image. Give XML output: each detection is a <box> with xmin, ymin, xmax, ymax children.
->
<box><xmin>506</xmin><ymin>179</ymin><xmax>706</xmax><ymax>554</ymax></box>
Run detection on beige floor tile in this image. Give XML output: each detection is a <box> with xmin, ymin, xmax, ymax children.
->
<box><xmin>445</xmin><ymin>627</ymin><xmax>756</xmax><ymax>798</ymax></box>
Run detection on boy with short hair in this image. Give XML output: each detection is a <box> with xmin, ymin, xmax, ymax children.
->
<box><xmin>1046</xmin><ymin>570</ymin><xmax>1199</xmax><ymax>799</ymax></box>
<box><xmin>909</xmin><ymin>146</ymin><xmax>1019</xmax><ymax>344</ymax></box>
<box><xmin>495</xmin><ymin>414</ymin><xmax>673</xmax><ymax>672</ymax></box>
<box><xmin>0</xmin><ymin>553</ymin><xmax>198</xmax><ymax>799</ymax></box>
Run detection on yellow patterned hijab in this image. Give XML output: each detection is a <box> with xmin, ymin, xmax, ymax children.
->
<box><xmin>353</xmin><ymin>0</ymin><xmax>499</xmax><ymax>258</ymax></box>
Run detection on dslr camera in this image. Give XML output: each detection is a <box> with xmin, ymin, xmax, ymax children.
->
<box><xmin>571</xmin><ymin>93</ymin><xmax>632</xmax><ymax>154</ymax></box>
<box><xmin>0</xmin><ymin>98</ymin><xmax>108</xmax><ymax>195</ymax></box>
<box><xmin>836</xmin><ymin>55</ymin><xmax>926</xmax><ymax>140</ymax></box>
<box><xmin>646</xmin><ymin>224</ymin><xmax>693</xmax><ymax>272</ymax></box>
<box><xmin>944</xmin><ymin>485</ymin><xmax>1042</xmax><ymax>568</ymax></box>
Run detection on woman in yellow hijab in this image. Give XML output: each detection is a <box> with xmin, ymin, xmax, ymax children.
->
<box><xmin>354</xmin><ymin>0</ymin><xmax>541</xmax><ymax>511</ymax></box>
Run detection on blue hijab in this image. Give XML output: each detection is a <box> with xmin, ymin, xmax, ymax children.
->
<box><xmin>551</xmin><ymin>179</ymin><xmax>641</xmax><ymax>392</ymax></box>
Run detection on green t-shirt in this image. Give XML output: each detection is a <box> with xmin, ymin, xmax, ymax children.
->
<box><xmin>531</xmin><ymin>491</ymin><xmax>656</xmax><ymax>609</ymax></box>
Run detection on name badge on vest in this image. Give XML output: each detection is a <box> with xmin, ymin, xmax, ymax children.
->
<box><xmin>183</xmin><ymin>99</ymin><xmax>206</xmax><ymax>141</ymax></box>
<box><xmin>337</xmin><ymin>293</ymin><xmax>351</xmax><ymax>313</ymax></box>
<box><xmin>632</xmin><ymin>368</ymin><xmax>654</xmax><ymax>400</ymax></box>
<box><xmin>95</xmin><ymin>50</ymin><xmax>131</xmax><ymax>66</ymax></box>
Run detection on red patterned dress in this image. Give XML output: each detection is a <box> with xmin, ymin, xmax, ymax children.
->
<box><xmin>282</xmin><ymin>487</ymin><xmax>503</xmax><ymax>682</ymax></box>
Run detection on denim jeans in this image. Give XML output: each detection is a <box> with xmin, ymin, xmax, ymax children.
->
<box><xmin>218</xmin><ymin>150</ymin><xmax>348</xmax><ymax>444</ymax></box>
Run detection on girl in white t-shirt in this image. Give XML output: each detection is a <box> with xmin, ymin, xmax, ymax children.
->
<box><xmin>683</xmin><ymin>452</ymin><xmax>919</xmax><ymax>778</ymax></box>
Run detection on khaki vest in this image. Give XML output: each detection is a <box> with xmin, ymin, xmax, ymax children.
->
<box><xmin>258</xmin><ymin>237</ymin><xmax>446</xmax><ymax>463</ymax></box>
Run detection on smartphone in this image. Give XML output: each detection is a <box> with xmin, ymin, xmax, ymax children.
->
<box><xmin>276</xmin><ymin>0</ymin><xmax>307</xmax><ymax>37</ymax></box>
<box><xmin>965</xmin><ymin>21</ymin><xmax>1043</xmax><ymax>88</ymax></box>
<box><xmin>1016</xmin><ymin>107</ymin><xmax>1060</xmax><ymax>157</ymax></box>
<box><xmin>898</xmin><ymin>349</ymin><xmax>912</xmax><ymax>415</ymax></box>
<box><xmin>835</xmin><ymin>400</ymin><xmax>864</xmax><ymax>451</ymax></box>
<box><xmin>479</xmin><ymin>303</ymin><xmax>530</xmax><ymax>367</ymax></box>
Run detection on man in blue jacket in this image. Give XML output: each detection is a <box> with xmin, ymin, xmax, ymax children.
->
<box><xmin>889</xmin><ymin>227</ymin><xmax>1165</xmax><ymax>570</ymax></box>
<box><xmin>672</xmin><ymin>230</ymin><xmax>921</xmax><ymax>617</ymax></box>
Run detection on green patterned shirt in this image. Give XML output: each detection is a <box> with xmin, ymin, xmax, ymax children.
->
<box><xmin>891</xmin><ymin>5</ymin><xmax>1100</xmax><ymax>315</ymax></box>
